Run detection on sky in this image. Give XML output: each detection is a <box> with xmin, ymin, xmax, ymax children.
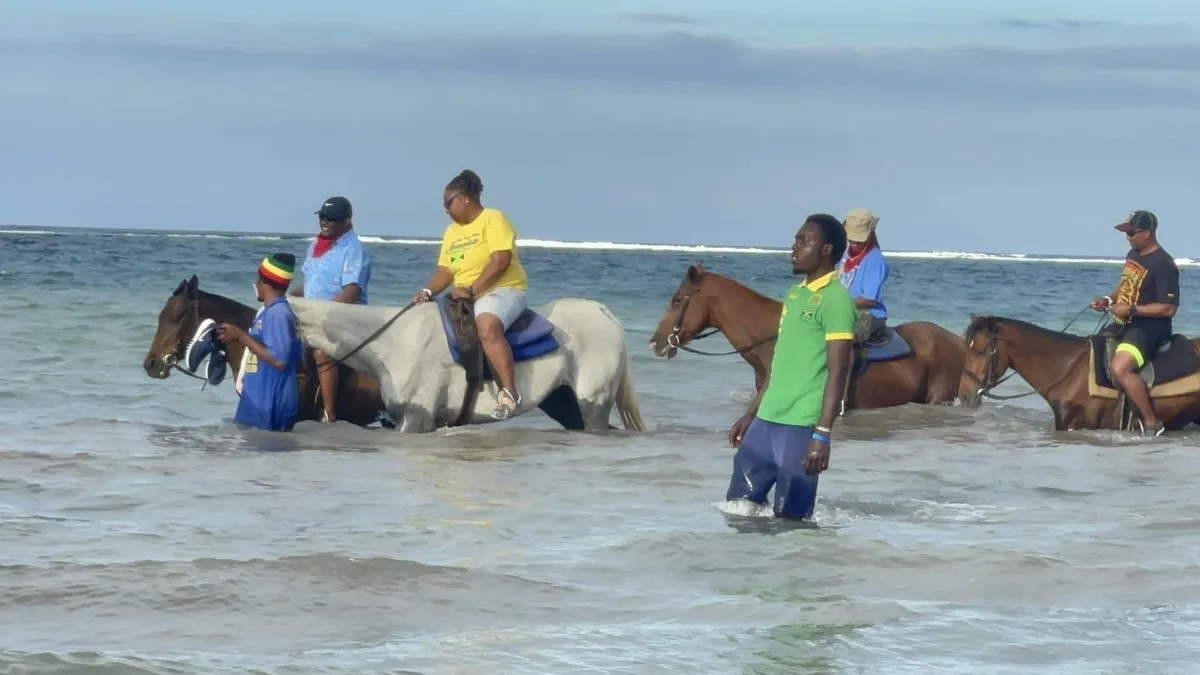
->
<box><xmin>2</xmin><ymin>1</ymin><xmax>1198</xmax><ymax>255</ymax></box>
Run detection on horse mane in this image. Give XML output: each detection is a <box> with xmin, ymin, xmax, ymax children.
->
<box><xmin>965</xmin><ymin>315</ymin><xmax>1087</xmax><ymax>344</ymax></box>
<box><xmin>189</xmin><ymin>286</ymin><xmax>258</xmax><ymax>324</ymax></box>
<box><xmin>696</xmin><ymin>268</ymin><xmax>781</xmax><ymax>306</ymax></box>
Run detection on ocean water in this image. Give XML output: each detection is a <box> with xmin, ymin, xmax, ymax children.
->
<box><xmin>3</xmin><ymin>226</ymin><xmax>1200</xmax><ymax>674</ymax></box>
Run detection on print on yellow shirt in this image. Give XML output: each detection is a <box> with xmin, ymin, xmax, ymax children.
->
<box><xmin>437</xmin><ymin>208</ymin><xmax>528</xmax><ymax>292</ymax></box>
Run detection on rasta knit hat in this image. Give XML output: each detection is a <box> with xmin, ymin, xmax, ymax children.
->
<box><xmin>259</xmin><ymin>252</ymin><xmax>296</xmax><ymax>287</ymax></box>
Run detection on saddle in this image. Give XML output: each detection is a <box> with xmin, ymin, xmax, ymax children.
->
<box><xmin>445</xmin><ymin>298</ymin><xmax>487</xmax><ymax>427</ymax></box>
<box><xmin>435</xmin><ymin>296</ymin><xmax>560</xmax><ymax>427</ymax></box>
<box><xmin>1088</xmin><ymin>333</ymin><xmax>1200</xmax><ymax>400</ymax></box>
<box><xmin>841</xmin><ymin>326</ymin><xmax>914</xmax><ymax>414</ymax></box>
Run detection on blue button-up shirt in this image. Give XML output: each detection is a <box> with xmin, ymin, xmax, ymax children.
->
<box><xmin>838</xmin><ymin>246</ymin><xmax>889</xmax><ymax>320</ymax></box>
<box><xmin>234</xmin><ymin>297</ymin><xmax>303</xmax><ymax>431</ymax></box>
<box><xmin>301</xmin><ymin>228</ymin><xmax>371</xmax><ymax>304</ymax></box>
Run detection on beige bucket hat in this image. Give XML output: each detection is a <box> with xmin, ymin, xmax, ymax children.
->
<box><xmin>843</xmin><ymin>208</ymin><xmax>880</xmax><ymax>243</ymax></box>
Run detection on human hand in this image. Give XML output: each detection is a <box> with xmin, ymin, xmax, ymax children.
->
<box><xmin>449</xmin><ymin>287</ymin><xmax>473</xmax><ymax>301</ymax></box>
<box><xmin>412</xmin><ymin>289</ymin><xmax>431</xmax><ymax>304</ymax></box>
<box><xmin>216</xmin><ymin>323</ymin><xmax>246</xmax><ymax>344</ymax></box>
<box><xmin>1091</xmin><ymin>296</ymin><xmax>1112</xmax><ymax>312</ymax></box>
<box><xmin>803</xmin><ymin>435</ymin><xmax>830</xmax><ymax>475</ymax></box>
<box><xmin>1110</xmin><ymin>303</ymin><xmax>1132</xmax><ymax>320</ymax></box>
<box><xmin>728</xmin><ymin>414</ymin><xmax>752</xmax><ymax>448</ymax></box>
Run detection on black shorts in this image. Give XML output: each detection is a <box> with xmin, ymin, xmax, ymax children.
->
<box><xmin>1116</xmin><ymin>321</ymin><xmax>1172</xmax><ymax>367</ymax></box>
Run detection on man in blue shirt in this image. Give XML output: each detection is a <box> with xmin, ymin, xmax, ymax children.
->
<box><xmin>838</xmin><ymin>208</ymin><xmax>890</xmax><ymax>344</ymax></box>
<box><xmin>218</xmin><ymin>253</ymin><xmax>304</xmax><ymax>432</ymax></box>
<box><xmin>290</xmin><ymin>196</ymin><xmax>372</xmax><ymax>423</ymax></box>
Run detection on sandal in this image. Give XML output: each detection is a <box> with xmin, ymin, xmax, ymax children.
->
<box><xmin>490</xmin><ymin>388</ymin><xmax>520</xmax><ymax>420</ymax></box>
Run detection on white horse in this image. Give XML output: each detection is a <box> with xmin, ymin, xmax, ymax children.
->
<box><xmin>288</xmin><ymin>296</ymin><xmax>647</xmax><ymax>433</ymax></box>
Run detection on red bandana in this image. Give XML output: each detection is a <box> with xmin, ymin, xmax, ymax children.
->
<box><xmin>311</xmin><ymin>231</ymin><xmax>343</xmax><ymax>258</ymax></box>
<box><xmin>842</xmin><ymin>232</ymin><xmax>879</xmax><ymax>275</ymax></box>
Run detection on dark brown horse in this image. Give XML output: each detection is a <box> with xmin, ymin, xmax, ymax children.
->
<box><xmin>648</xmin><ymin>265</ymin><xmax>969</xmax><ymax>409</ymax></box>
<box><xmin>142</xmin><ymin>275</ymin><xmax>390</xmax><ymax>428</ymax></box>
<box><xmin>959</xmin><ymin>314</ymin><xmax>1200</xmax><ymax>432</ymax></box>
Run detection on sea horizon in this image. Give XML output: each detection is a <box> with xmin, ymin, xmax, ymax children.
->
<box><xmin>3</xmin><ymin>223</ymin><xmax>1194</xmax><ymax>267</ymax></box>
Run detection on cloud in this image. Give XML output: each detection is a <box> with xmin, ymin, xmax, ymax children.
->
<box><xmin>618</xmin><ymin>12</ymin><xmax>700</xmax><ymax>27</ymax></box>
<box><xmin>12</xmin><ymin>29</ymin><xmax>1200</xmax><ymax>109</ymax></box>
<box><xmin>992</xmin><ymin>18</ymin><xmax>1113</xmax><ymax>30</ymax></box>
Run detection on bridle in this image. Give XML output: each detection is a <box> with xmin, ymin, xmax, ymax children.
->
<box><xmin>962</xmin><ymin>307</ymin><xmax>1107</xmax><ymax>402</ymax></box>
<box><xmin>665</xmin><ymin>286</ymin><xmax>777</xmax><ymax>357</ymax></box>
<box><xmin>160</xmin><ymin>293</ymin><xmax>212</xmax><ymax>383</ymax></box>
<box><xmin>962</xmin><ymin>329</ymin><xmax>1016</xmax><ymax>400</ymax></box>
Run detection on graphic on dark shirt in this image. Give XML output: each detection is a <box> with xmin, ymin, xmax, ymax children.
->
<box><xmin>1113</xmin><ymin>247</ymin><xmax>1179</xmax><ymax>328</ymax></box>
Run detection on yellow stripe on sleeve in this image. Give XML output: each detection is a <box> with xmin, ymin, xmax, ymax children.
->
<box><xmin>826</xmin><ymin>332</ymin><xmax>854</xmax><ymax>341</ymax></box>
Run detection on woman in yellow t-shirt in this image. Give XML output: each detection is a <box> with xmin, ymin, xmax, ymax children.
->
<box><xmin>412</xmin><ymin>169</ymin><xmax>530</xmax><ymax>420</ymax></box>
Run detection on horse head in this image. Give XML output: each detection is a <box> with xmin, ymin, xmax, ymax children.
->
<box><xmin>143</xmin><ymin>275</ymin><xmax>204</xmax><ymax>379</ymax></box>
<box><xmin>649</xmin><ymin>264</ymin><xmax>713</xmax><ymax>358</ymax></box>
<box><xmin>960</xmin><ymin>314</ymin><xmax>1013</xmax><ymax>407</ymax></box>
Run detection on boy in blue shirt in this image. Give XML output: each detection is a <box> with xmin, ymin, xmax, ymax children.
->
<box><xmin>217</xmin><ymin>253</ymin><xmax>304</xmax><ymax>431</ymax></box>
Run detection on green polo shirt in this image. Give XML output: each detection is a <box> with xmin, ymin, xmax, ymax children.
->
<box><xmin>757</xmin><ymin>271</ymin><xmax>858</xmax><ymax>427</ymax></box>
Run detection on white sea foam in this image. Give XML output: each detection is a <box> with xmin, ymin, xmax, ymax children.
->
<box><xmin>0</xmin><ymin>228</ymin><xmax>1192</xmax><ymax>266</ymax></box>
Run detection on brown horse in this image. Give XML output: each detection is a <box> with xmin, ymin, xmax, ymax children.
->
<box><xmin>142</xmin><ymin>275</ymin><xmax>390</xmax><ymax>428</ymax></box>
<box><xmin>959</xmin><ymin>314</ymin><xmax>1200</xmax><ymax>432</ymax></box>
<box><xmin>648</xmin><ymin>264</ymin><xmax>968</xmax><ymax>409</ymax></box>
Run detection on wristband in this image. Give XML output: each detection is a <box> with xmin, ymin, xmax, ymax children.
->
<box><xmin>812</xmin><ymin>432</ymin><xmax>831</xmax><ymax>444</ymax></box>
<box><xmin>815</xmin><ymin>425</ymin><xmax>832</xmax><ymax>435</ymax></box>
<box><xmin>421</xmin><ymin>288</ymin><xmax>433</xmax><ymax>298</ymax></box>
<box><xmin>1129</xmin><ymin>305</ymin><xmax>1138</xmax><ymax>318</ymax></box>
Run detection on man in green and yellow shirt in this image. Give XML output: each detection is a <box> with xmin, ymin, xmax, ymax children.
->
<box><xmin>726</xmin><ymin>214</ymin><xmax>858</xmax><ymax>520</ymax></box>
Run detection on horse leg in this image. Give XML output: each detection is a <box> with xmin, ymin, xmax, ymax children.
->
<box><xmin>388</xmin><ymin>403</ymin><xmax>437</xmax><ymax>433</ymax></box>
<box><xmin>538</xmin><ymin>384</ymin><xmax>587</xmax><ymax>431</ymax></box>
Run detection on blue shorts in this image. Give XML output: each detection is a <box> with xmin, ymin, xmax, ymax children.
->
<box><xmin>726</xmin><ymin>417</ymin><xmax>819</xmax><ymax>520</ymax></box>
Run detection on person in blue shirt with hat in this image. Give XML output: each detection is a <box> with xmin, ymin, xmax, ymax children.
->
<box><xmin>290</xmin><ymin>196</ymin><xmax>373</xmax><ymax>423</ymax></box>
<box><xmin>186</xmin><ymin>253</ymin><xmax>304</xmax><ymax>431</ymax></box>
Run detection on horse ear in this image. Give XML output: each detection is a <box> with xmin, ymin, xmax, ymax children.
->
<box><xmin>173</xmin><ymin>279</ymin><xmax>187</xmax><ymax>296</ymax></box>
<box><xmin>185</xmin><ymin>275</ymin><xmax>199</xmax><ymax>297</ymax></box>
<box><xmin>686</xmin><ymin>265</ymin><xmax>702</xmax><ymax>283</ymax></box>
<box><xmin>969</xmin><ymin>313</ymin><xmax>978</xmax><ymax>322</ymax></box>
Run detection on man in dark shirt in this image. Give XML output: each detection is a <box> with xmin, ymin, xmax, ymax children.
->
<box><xmin>1091</xmin><ymin>210</ymin><xmax>1180</xmax><ymax>436</ymax></box>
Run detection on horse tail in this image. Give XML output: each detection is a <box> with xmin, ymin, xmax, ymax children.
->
<box><xmin>593</xmin><ymin>301</ymin><xmax>646</xmax><ymax>432</ymax></box>
<box><xmin>615</xmin><ymin>345</ymin><xmax>646</xmax><ymax>431</ymax></box>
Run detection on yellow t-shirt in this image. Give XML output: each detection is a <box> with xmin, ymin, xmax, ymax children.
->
<box><xmin>437</xmin><ymin>208</ymin><xmax>528</xmax><ymax>292</ymax></box>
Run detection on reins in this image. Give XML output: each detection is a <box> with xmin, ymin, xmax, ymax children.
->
<box><xmin>967</xmin><ymin>305</ymin><xmax>1111</xmax><ymax>401</ymax></box>
<box><xmin>313</xmin><ymin>301</ymin><xmax>417</xmax><ymax>374</ymax></box>
<box><xmin>666</xmin><ymin>288</ymin><xmax>777</xmax><ymax>357</ymax></box>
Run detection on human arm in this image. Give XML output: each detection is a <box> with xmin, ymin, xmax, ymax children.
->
<box><xmin>289</xmin><ymin>281</ymin><xmax>304</xmax><ymax>298</ymax></box>
<box><xmin>729</xmin><ymin>373</ymin><xmax>771</xmax><ymax>447</ymax></box>
<box><xmin>1115</xmin><ymin>262</ymin><xmax>1180</xmax><ymax>319</ymax></box>
<box><xmin>332</xmin><ymin>247</ymin><xmax>370</xmax><ymax>304</ymax></box>
<box><xmin>803</xmin><ymin>293</ymin><xmax>859</xmax><ymax>474</ymax></box>
<box><xmin>413</xmin><ymin>266</ymin><xmax>456</xmax><ymax>304</ymax></box>
<box><xmin>458</xmin><ymin>251</ymin><xmax>512</xmax><ymax>297</ymax></box>
<box><xmin>217</xmin><ymin>312</ymin><xmax>294</xmax><ymax>371</ymax></box>
<box><xmin>415</xmin><ymin>232</ymin><xmax>460</xmax><ymax>303</ymax></box>
<box><xmin>1092</xmin><ymin>287</ymin><xmax>1121</xmax><ymax>311</ymax></box>
<box><xmin>851</xmin><ymin>254</ymin><xmax>887</xmax><ymax>310</ymax></box>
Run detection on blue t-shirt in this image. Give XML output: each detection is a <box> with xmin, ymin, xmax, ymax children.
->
<box><xmin>838</xmin><ymin>246</ymin><xmax>889</xmax><ymax>320</ymax></box>
<box><xmin>301</xmin><ymin>228</ymin><xmax>372</xmax><ymax>304</ymax></box>
<box><xmin>234</xmin><ymin>298</ymin><xmax>303</xmax><ymax>431</ymax></box>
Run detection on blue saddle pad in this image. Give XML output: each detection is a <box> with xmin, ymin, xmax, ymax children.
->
<box><xmin>863</xmin><ymin>327</ymin><xmax>912</xmax><ymax>362</ymax></box>
<box><xmin>435</xmin><ymin>296</ymin><xmax>560</xmax><ymax>364</ymax></box>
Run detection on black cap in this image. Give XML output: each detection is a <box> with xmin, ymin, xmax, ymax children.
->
<box><xmin>1115</xmin><ymin>210</ymin><xmax>1157</xmax><ymax>233</ymax></box>
<box><xmin>315</xmin><ymin>196</ymin><xmax>352</xmax><ymax>221</ymax></box>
